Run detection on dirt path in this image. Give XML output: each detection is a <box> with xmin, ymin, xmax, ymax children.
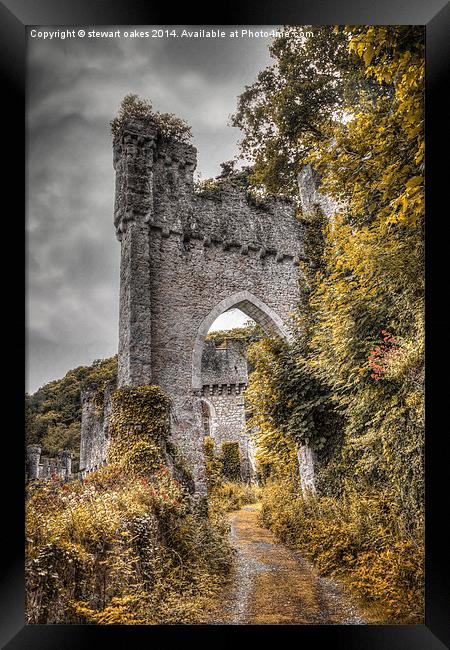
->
<box><xmin>207</xmin><ymin>504</ymin><xmax>365</xmax><ymax>625</ymax></box>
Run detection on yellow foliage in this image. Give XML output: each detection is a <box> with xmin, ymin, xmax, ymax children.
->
<box><xmin>245</xmin><ymin>338</ymin><xmax>298</xmax><ymax>474</ymax></box>
<box><xmin>230</xmin><ymin>25</ymin><xmax>424</xmax><ymax>626</ymax></box>
<box><xmin>26</xmin><ymin>385</ymin><xmax>233</xmax><ymax>624</ymax></box>
<box><xmin>209</xmin><ymin>481</ymin><xmax>261</xmax><ymax>513</ymax></box>
<box><xmin>107</xmin><ymin>385</ymin><xmax>170</xmax><ymax>475</ymax></box>
<box><xmin>261</xmin><ymin>479</ymin><xmax>424</xmax><ymax>623</ymax></box>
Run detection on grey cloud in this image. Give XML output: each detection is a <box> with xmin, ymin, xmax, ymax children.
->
<box><xmin>26</xmin><ymin>27</ymin><xmax>274</xmax><ymax>392</ymax></box>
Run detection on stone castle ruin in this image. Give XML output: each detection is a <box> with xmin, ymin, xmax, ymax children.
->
<box><xmin>199</xmin><ymin>337</ymin><xmax>256</xmax><ymax>480</ymax></box>
<box><xmin>27</xmin><ymin>114</ymin><xmax>338</xmax><ymax>496</ymax></box>
<box><xmin>26</xmin><ymin>445</ymin><xmax>72</xmax><ymax>481</ymax></box>
<box><xmin>79</xmin><ymin>114</ymin><xmax>307</xmax><ymax>496</ymax></box>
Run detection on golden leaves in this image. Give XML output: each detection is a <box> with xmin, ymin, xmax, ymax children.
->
<box><xmin>261</xmin><ymin>480</ymin><xmax>424</xmax><ymax>623</ymax></box>
<box><xmin>108</xmin><ymin>385</ymin><xmax>171</xmax><ymax>476</ymax></box>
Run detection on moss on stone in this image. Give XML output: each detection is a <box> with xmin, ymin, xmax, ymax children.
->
<box><xmin>108</xmin><ymin>385</ymin><xmax>170</xmax><ymax>476</ymax></box>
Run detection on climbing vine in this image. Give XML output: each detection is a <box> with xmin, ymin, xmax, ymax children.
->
<box><xmin>220</xmin><ymin>442</ymin><xmax>241</xmax><ymax>482</ymax></box>
<box><xmin>107</xmin><ymin>386</ymin><xmax>170</xmax><ymax>476</ymax></box>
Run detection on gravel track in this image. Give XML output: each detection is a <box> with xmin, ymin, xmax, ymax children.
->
<box><xmin>207</xmin><ymin>503</ymin><xmax>365</xmax><ymax>625</ymax></box>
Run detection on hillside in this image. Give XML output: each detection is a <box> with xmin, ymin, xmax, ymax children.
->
<box><xmin>25</xmin><ymin>356</ymin><xmax>118</xmax><ymax>471</ymax></box>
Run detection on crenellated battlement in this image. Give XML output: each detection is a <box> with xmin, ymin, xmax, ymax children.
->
<box><xmin>147</xmin><ymin>222</ymin><xmax>299</xmax><ymax>264</ymax></box>
<box><xmin>26</xmin><ymin>445</ymin><xmax>73</xmax><ymax>482</ymax></box>
<box><xmin>112</xmin><ymin>117</ymin><xmax>303</xmax><ymax>261</ymax></box>
<box><xmin>201</xmin><ymin>383</ymin><xmax>248</xmax><ymax>397</ymax></box>
<box><xmin>112</xmin><ymin>118</ymin><xmax>197</xmax><ymax>169</ymax></box>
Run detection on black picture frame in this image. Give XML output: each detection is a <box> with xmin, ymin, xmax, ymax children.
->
<box><xmin>3</xmin><ymin>0</ymin><xmax>449</xmax><ymax>647</ymax></box>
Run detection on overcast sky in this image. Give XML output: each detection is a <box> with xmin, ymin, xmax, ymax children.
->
<box><xmin>26</xmin><ymin>26</ymin><xmax>278</xmax><ymax>393</ymax></box>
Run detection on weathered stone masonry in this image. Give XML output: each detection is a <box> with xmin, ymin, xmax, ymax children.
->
<box><xmin>26</xmin><ymin>445</ymin><xmax>72</xmax><ymax>481</ymax></box>
<box><xmin>79</xmin><ymin>379</ymin><xmax>116</xmax><ymax>475</ymax></box>
<box><xmin>108</xmin><ymin>115</ymin><xmax>306</xmax><ymax>494</ymax></box>
<box><xmin>201</xmin><ymin>339</ymin><xmax>253</xmax><ymax>479</ymax></box>
<box><xmin>79</xmin><ymin>340</ymin><xmax>253</xmax><ymax>479</ymax></box>
<box><xmin>76</xmin><ymin>116</ymin><xmax>336</xmax><ymax>495</ymax></box>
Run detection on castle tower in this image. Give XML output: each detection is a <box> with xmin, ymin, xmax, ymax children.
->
<box><xmin>109</xmin><ymin>114</ymin><xmax>305</xmax><ymax>495</ymax></box>
<box><xmin>113</xmin><ymin>117</ymin><xmax>197</xmax><ymax>387</ymax></box>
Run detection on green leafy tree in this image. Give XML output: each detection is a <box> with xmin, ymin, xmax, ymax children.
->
<box><xmin>231</xmin><ymin>26</ymin><xmax>376</xmax><ymax>196</ymax></box>
<box><xmin>41</xmin><ymin>422</ymin><xmax>81</xmax><ymax>470</ymax></box>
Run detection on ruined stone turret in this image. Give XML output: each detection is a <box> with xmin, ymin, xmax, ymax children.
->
<box><xmin>26</xmin><ymin>444</ymin><xmax>41</xmax><ymax>481</ymax></box>
<box><xmin>81</xmin><ymin>112</ymin><xmax>306</xmax><ymax>494</ymax></box>
<box><xmin>294</xmin><ymin>164</ymin><xmax>345</xmax><ymax>496</ymax></box>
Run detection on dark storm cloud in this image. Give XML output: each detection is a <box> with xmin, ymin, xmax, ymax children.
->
<box><xmin>26</xmin><ymin>26</ymin><xmax>275</xmax><ymax>392</ymax></box>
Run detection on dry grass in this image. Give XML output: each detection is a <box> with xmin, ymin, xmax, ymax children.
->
<box><xmin>26</xmin><ymin>465</ymin><xmax>233</xmax><ymax>624</ymax></box>
<box><xmin>209</xmin><ymin>481</ymin><xmax>261</xmax><ymax>513</ymax></box>
<box><xmin>260</xmin><ymin>479</ymin><xmax>424</xmax><ymax>624</ymax></box>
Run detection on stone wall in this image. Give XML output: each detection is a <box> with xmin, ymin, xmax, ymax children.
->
<box><xmin>26</xmin><ymin>445</ymin><xmax>73</xmax><ymax>482</ymax></box>
<box><xmin>201</xmin><ymin>339</ymin><xmax>248</xmax><ymax>387</ymax></box>
<box><xmin>77</xmin><ymin>118</ymin><xmax>343</xmax><ymax>497</ymax></box>
<box><xmin>110</xmin><ymin>116</ymin><xmax>306</xmax><ymax>495</ymax></box>
<box><xmin>202</xmin><ymin>388</ymin><xmax>251</xmax><ymax>480</ymax></box>
<box><xmin>78</xmin><ymin>337</ymin><xmax>253</xmax><ymax>480</ymax></box>
<box><xmin>79</xmin><ymin>379</ymin><xmax>116</xmax><ymax>477</ymax></box>
<box><xmin>200</xmin><ymin>339</ymin><xmax>252</xmax><ymax>479</ymax></box>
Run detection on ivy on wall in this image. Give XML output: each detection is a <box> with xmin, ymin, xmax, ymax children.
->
<box><xmin>107</xmin><ymin>386</ymin><xmax>170</xmax><ymax>476</ymax></box>
<box><xmin>220</xmin><ymin>442</ymin><xmax>241</xmax><ymax>482</ymax></box>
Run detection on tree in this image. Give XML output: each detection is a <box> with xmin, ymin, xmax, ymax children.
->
<box><xmin>238</xmin><ymin>25</ymin><xmax>424</xmax><ymax>529</ymax></box>
<box><xmin>231</xmin><ymin>26</ymin><xmax>373</xmax><ymax>196</ymax></box>
<box><xmin>236</xmin><ymin>27</ymin><xmax>424</xmax><ymax>620</ymax></box>
<box><xmin>41</xmin><ymin>422</ymin><xmax>81</xmax><ymax>469</ymax></box>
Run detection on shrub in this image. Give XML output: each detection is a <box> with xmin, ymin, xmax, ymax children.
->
<box><xmin>26</xmin><ymin>464</ymin><xmax>232</xmax><ymax>624</ymax></box>
<box><xmin>210</xmin><ymin>481</ymin><xmax>261</xmax><ymax>513</ymax></box>
<box><xmin>110</xmin><ymin>94</ymin><xmax>192</xmax><ymax>143</ymax></box>
<box><xmin>26</xmin><ymin>385</ymin><xmax>233</xmax><ymax>624</ymax></box>
<box><xmin>107</xmin><ymin>385</ymin><xmax>170</xmax><ymax>475</ymax></box>
<box><xmin>203</xmin><ymin>436</ymin><xmax>222</xmax><ymax>491</ymax></box>
<box><xmin>220</xmin><ymin>442</ymin><xmax>241</xmax><ymax>481</ymax></box>
<box><xmin>260</xmin><ymin>479</ymin><xmax>424</xmax><ymax>623</ymax></box>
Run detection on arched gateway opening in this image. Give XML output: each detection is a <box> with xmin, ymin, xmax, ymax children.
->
<box><xmin>191</xmin><ymin>292</ymin><xmax>291</xmax><ymax>483</ymax></box>
<box><xmin>192</xmin><ymin>290</ymin><xmax>291</xmax><ymax>392</ymax></box>
<box><xmin>80</xmin><ymin>115</ymin><xmax>307</xmax><ymax>495</ymax></box>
